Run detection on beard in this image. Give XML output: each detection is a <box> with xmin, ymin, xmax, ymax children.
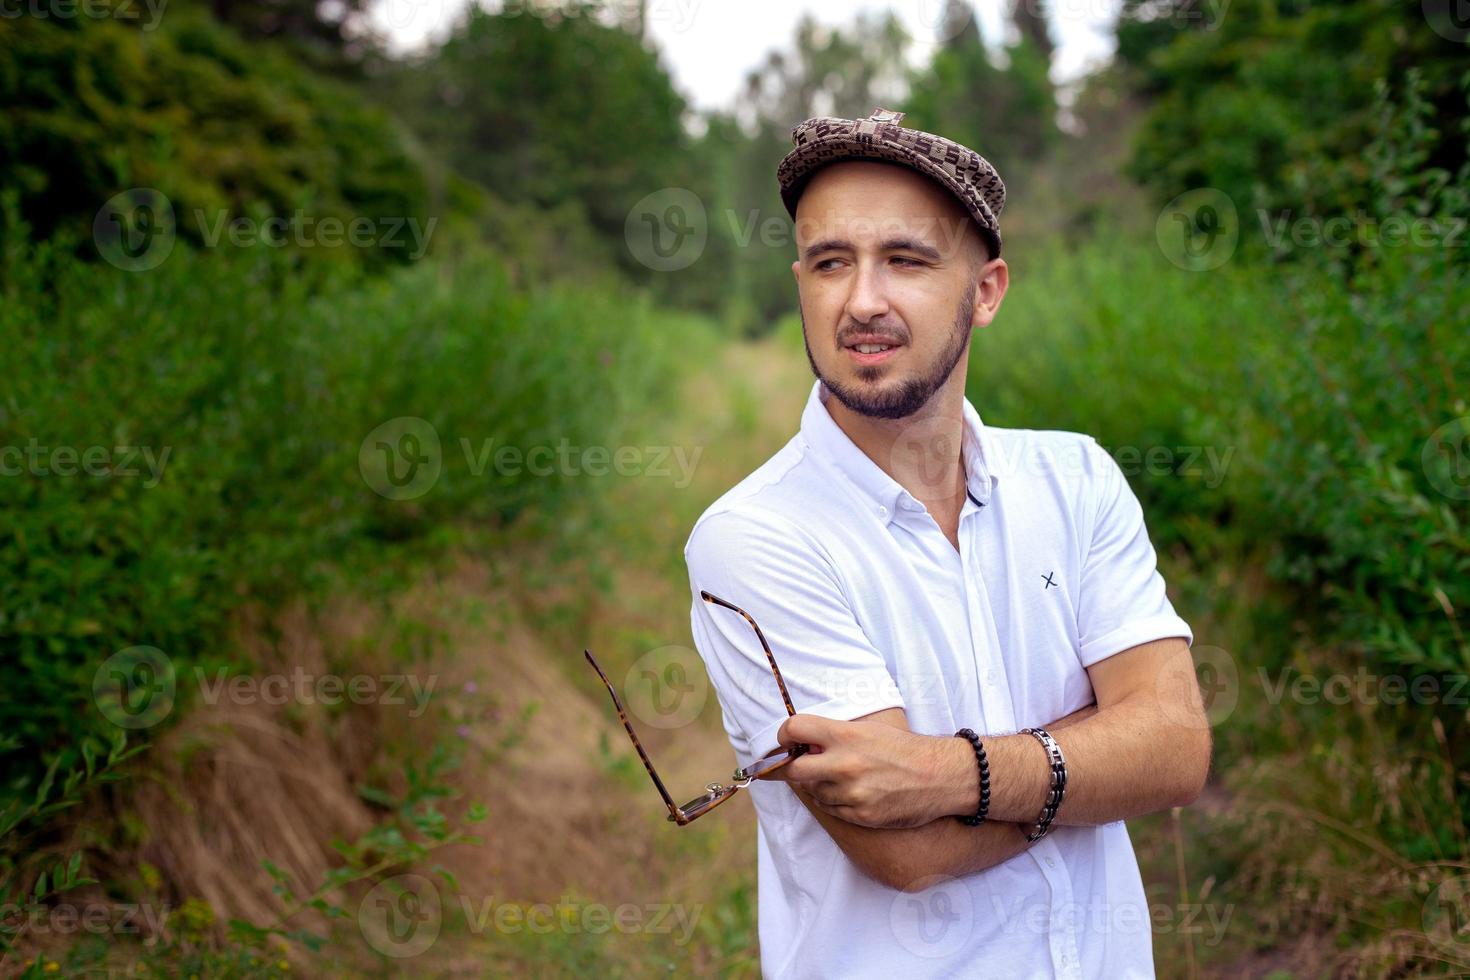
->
<box><xmin>801</xmin><ymin>282</ymin><xmax>977</xmax><ymax>420</ymax></box>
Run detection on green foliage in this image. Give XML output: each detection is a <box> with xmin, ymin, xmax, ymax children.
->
<box><xmin>903</xmin><ymin>8</ymin><xmax>1058</xmax><ymax>200</ymax></box>
<box><xmin>0</xmin><ymin>730</ymin><xmax>140</xmax><ymax>968</ymax></box>
<box><xmin>0</xmin><ymin>2</ymin><xmax>430</xmax><ymax>266</ymax></box>
<box><xmin>381</xmin><ymin>4</ymin><xmax>687</xmax><ymax>280</ymax></box>
<box><xmin>0</xmin><ymin>222</ymin><xmax>693</xmax><ymax>792</ymax></box>
<box><xmin>1125</xmin><ymin>0</ymin><xmax>1469</xmax><ymax>230</ymax></box>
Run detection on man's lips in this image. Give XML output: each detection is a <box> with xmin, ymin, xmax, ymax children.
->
<box><xmin>841</xmin><ymin>335</ymin><xmax>905</xmax><ymax>366</ymax></box>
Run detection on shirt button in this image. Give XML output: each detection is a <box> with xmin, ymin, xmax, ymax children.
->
<box><xmin>986</xmin><ymin>669</ymin><xmax>996</xmax><ymax>684</ymax></box>
<box><xmin>1045</xmin><ymin>857</ymin><xmax>1056</xmax><ymax>868</ymax></box>
<box><xmin>877</xmin><ymin>505</ymin><xmax>887</xmax><ymax>516</ymax></box>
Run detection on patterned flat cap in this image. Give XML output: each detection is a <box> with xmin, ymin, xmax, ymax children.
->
<box><xmin>776</xmin><ymin>107</ymin><xmax>1006</xmax><ymax>256</ymax></box>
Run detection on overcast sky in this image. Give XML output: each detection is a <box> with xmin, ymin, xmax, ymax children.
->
<box><xmin>370</xmin><ymin>1</ymin><xmax>1121</xmax><ymax>113</ymax></box>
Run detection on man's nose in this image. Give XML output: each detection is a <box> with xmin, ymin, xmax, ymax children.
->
<box><xmin>844</xmin><ymin>261</ymin><xmax>890</xmax><ymax>323</ymax></box>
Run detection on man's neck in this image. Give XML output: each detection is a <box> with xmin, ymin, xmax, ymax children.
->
<box><xmin>822</xmin><ymin>370</ymin><xmax>971</xmax><ymax>518</ymax></box>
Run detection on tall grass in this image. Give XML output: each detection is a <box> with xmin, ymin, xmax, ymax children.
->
<box><xmin>0</xmin><ymin>225</ymin><xmax>708</xmax><ymax>792</ymax></box>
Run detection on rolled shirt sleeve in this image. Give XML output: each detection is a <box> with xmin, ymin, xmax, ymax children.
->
<box><xmin>1075</xmin><ymin>438</ymin><xmax>1194</xmax><ymax>667</ymax></box>
<box><xmin>685</xmin><ymin>507</ymin><xmax>906</xmax><ymax>767</ymax></box>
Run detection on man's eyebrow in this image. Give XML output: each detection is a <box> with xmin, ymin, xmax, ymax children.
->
<box><xmin>879</xmin><ymin>237</ymin><xmax>943</xmax><ymax>261</ymax></box>
<box><xmin>801</xmin><ymin>237</ymin><xmax>944</xmax><ymax>262</ymax></box>
<box><xmin>802</xmin><ymin>238</ymin><xmax>852</xmax><ymax>261</ymax></box>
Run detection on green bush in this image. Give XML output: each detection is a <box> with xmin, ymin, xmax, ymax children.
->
<box><xmin>0</xmin><ymin>222</ymin><xmax>700</xmax><ymax>787</ymax></box>
<box><xmin>0</xmin><ymin>2</ymin><xmax>430</xmax><ymax>266</ymax></box>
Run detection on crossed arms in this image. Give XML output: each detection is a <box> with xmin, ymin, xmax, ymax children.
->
<box><xmin>761</xmin><ymin>635</ymin><xmax>1212</xmax><ymax>892</ymax></box>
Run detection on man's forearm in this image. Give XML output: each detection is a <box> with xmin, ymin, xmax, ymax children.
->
<box><xmin>929</xmin><ymin>694</ymin><xmax>1210</xmax><ymax>827</ymax></box>
<box><xmin>786</xmin><ymin>701</ymin><xmax>1097</xmax><ymax>890</ymax></box>
<box><xmin>794</xmin><ymin>785</ymin><xmax>1032</xmax><ymax>892</ymax></box>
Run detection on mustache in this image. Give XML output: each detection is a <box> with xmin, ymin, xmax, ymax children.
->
<box><xmin>835</xmin><ymin>321</ymin><xmax>910</xmax><ymax>346</ymax></box>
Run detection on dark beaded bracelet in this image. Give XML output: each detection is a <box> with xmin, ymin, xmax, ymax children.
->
<box><xmin>953</xmin><ymin>728</ymin><xmax>991</xmax><ymax>826</ymax></box>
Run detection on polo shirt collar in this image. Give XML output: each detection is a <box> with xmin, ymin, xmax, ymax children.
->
<box><xmin>799</xmin><ymin>380</ymin><xmax>998</xmax><ymax>523</ymax></box>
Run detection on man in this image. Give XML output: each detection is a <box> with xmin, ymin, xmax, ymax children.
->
<box><xmin>683</xmin><ymin>108</ymin><xmax>1210</xmax><ymax>979</ymax></box>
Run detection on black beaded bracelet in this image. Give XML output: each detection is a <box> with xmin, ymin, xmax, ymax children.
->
<box><xmin>953</xmin><ymin>728</ymin><xmax>991</xmax><ymax>826</ymax></box>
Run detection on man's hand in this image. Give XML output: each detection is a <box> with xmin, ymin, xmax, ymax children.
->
<box><xmin>764</xmin><ymin>700</ymin><xmax>1102</xmax><ymax>830</ymax></box>
<box><xmin>763</xmin><ymin>714</ymin><xmax>976</xmax><ymax>828</ymax></box>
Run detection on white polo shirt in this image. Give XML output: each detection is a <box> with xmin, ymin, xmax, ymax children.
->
<box><xmin>684</xmin><ymin>380</ymin><xmax>1192</xmax><ymax>980</ymax></box>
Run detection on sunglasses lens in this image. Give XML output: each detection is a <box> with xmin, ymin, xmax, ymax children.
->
<box><xmin>677</xmin><ymin>790</ymin><xmax>725</xmax><ymax>820</ymax></box>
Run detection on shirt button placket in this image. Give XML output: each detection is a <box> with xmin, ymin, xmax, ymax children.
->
<box><xmin>1036</xmin><ymin>842</ymin><xmax>1083</xmax><ymax>980</ymax></box>
<box><xmin>958</xmin><ymin>511</ymin><xmax>1014</xmax><ymax>731</ymax></box>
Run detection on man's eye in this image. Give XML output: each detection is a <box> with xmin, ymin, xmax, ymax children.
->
<box><xmin>814</xmin><ymin>258</ymin><xmax>841</xmax><ymax>271</ymax></box>
<box><xmin>891</xmin><ymin>256</ymin><xmax>923</xmax><ymax>267</ymax></box>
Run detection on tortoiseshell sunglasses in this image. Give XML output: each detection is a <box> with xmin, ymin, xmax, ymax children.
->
<box><xmin>584</xmin><ymin>590</ymin><xmax>809</xmax><ymax>826</ymax></box>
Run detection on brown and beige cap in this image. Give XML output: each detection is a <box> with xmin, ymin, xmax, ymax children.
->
<box><xmin>776</xmin><ymin>107</ymin><xmax>1007</xmax><ymax>256</ymax></box>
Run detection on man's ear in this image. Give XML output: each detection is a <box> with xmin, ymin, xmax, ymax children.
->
<box><xmin>791</xmin><ymin>259</ymin><xmax>801</xmax><ymax>284</ymax></box>
<box><xmin>971</xmin><ymin>259</ymin><xmax>1009</xmax><ymax>330</ymax></box>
